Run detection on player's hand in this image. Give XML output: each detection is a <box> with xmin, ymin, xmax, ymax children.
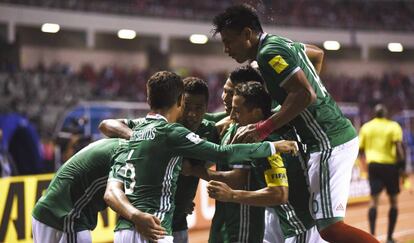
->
<box><xmin>216</xmin><ymin>116</ymin><xmax>233</xmax><ymax>138</ymax></box>
<box><xmin>131</xmin><ymin>212</ymin><xmax>166</xmax><ymax>242</ymax></box>
<box><xmin>207</xmin><ymin>180</ymin><xmax>234</xmax><ymax>202</ymax></box>
<box><xmin>273</xmin><ymin>140</ymin><xmax>299</xmax><ymax>156</ymax></box>
<box><xmin>231</xmin><ymin>124</ymin><xmax>261</xmax><ymax>144</ymax></box>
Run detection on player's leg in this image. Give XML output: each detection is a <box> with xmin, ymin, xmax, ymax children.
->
<box><xmin>263</xmin><ymin>207</ymin><xmax>284</xmax><ymax>243</ymax></box>
<box><xmin>367</xmin><ymin>162</ymin><xmax>384</xmax><ymax>236</ymax></box>
<box><xmin>32</xmin><ymin>217</ymin><xmax>64</xmax><ymax>243</ymax></box>
<box><xmin>173</xmin><ymin>229</ymin><xmax>189</xmax><ymax>243</ymax></box>
<box><xmin>306</xmin><ymin>137</ymin><xmax>379</xmax><ymax>243</ymax></box>
<box><xmin>385</xmin><ymin>164</ymin><xmax>400</xmax><ymax>243</ymax></box>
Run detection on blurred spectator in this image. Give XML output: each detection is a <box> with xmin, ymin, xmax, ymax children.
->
<box><xmin>1</xmin><ymin>0</ymin><xmax>413</xmax><ymax>31</ymax></box>
<box><xmin>0</xmin><ymin>128</ymin><xmax>18</xmax><ymax>177</ymax></box>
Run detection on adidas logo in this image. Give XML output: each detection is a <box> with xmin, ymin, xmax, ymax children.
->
<box><xmin>336</xmin><ymin>203</ymin><xmax>344</xmax><ymax>211</ymax></box>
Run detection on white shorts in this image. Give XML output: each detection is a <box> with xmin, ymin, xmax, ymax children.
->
<box><xmin>32</xmin><ymin>217</ymin><xmax>91</xmax><ymax>243</ymax></box>
<box><xmin>172</xmin><ymin>230</ymin><xmax>188</xmax><ymax>243</ymax></box>
<box><xmin>285</xmin><ymin>225</ymin><xmax>327</xmax><ymax>243</ymax></box>
<box><xmin>263</xmin><ymin>208</ymin><xmax>284</xmax><ymax>243</ymax></box>
<box><xmin>307</xmin><ymin>137</ymin><xmax>359</xmax><ymax>220</ymax></box>
<box><xmin>114</xmin><ymin>229</ymin><xmax>173</xmax><ymax>243</ymax></box>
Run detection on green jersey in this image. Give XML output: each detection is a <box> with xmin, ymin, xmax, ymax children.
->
<box><xmin>172</xmin><ymin>119</ymin><xmax>220</xmax><ymax>232</ymax></box>
<box><xmin>257</xmin><ymin>33</ymin><xmax>357</xmax><ymax>152</ymax></box>
<box><xmin>32</xmin><ymin>138</ymin><xmax>128</xmax><ymax>232</ymax></box>
<box><xmin>251</xmin><ymin>129</ymin><xmax>314</xmax><ymax>238</ymax></box>
<box><xmin>204</xmin><ymin>111</ymin><xmax>228</xmax><ymax>123</ymax></box>
<box><xmin>109</xmin><ymin>114</ymin><xmax>276</xmax><ymax>235</ymax></box>
<box><xmin>210</xmin><ymin>124</ymin><xmax>265</xmax><ymax>243</ymax></box>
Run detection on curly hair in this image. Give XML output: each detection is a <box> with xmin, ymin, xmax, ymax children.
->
<box><xmin>183</xmin><ymin>77</ymin><xmax>209</xmax><ymax>102</ymax></box>
<box><xmin>234</xmin><ymin>81</ymin><xmax>271</xmax><ymax>118</ymax></box>
<box><xmin>229</xmin><ymin>65</ymin><xmax>264</xmax><ymax>85</ymax></box>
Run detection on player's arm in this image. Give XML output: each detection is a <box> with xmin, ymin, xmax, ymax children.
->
<box><xmin>104</xmin><ymin>180</ymin><xmax>166</xmax><ymax>241</ymax></box>
<box><xmin>207</xmin><ymin>180</ymin><xmax>288</xmax><ymax>206</ymax></box>
<box><xmin>169</xmin><ymin>126</ymin><xmax>298</xmax><ymax>164</ymax></box>
<box><xmin>184</xmin><ymin>164</ymin><xmax>249</xmax><ymax>189</ymax></box>
<box><xmin>393</xmin><ymin>124</ymin><xmax>406</xmax><ymax>175</ymax></box>
<box><xmin>99</xmin><ymin>119</ymin><xmax>132</xmax><ymax>139</ymax></box>
<box><xmin>305</xmin><ymin>44</ymin><xmax>324</xmax><ymax>74</ymax></box>
<box><xmin>232</xmin><ymin>70</ymin><xmax>316</xmax><ymax>143</ymax></box>
<box><xmin>204</xmin><ymin>111</ymin><xmax>228</xmax><ymax>123</ymax></box>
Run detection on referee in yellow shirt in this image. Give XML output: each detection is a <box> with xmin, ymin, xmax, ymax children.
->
<box><xmin>359</xmin><ymin>104</ymin><xmax>406</xmax><ymax>243</ymax></box>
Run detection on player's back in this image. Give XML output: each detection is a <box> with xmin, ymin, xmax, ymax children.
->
<box><xmin>257</xmin><ymin>34</ymin><xmax>356</xmax><ymax>152</ymax></box>
<box><xmin>32</xmin><ymin>138</ymin><xmax>127</xmax><ymax>232</ymax></box>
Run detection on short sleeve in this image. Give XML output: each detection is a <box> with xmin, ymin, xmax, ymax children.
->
<box><xmin>258</xmin><ymin>44</ymin><xmax>301</xmax><ymax>87</ymax></box>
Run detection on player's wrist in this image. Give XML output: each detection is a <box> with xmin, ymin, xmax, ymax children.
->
<box><xmin>255</xmin><ymin>119</ymin><xmax>275</xmax><ymax>140</ymax></box>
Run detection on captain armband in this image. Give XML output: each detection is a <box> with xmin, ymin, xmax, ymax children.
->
<box><xmin>264</xmin><ymin>167</ymin><xmax>288</xmax><ymax>187</ymax></box>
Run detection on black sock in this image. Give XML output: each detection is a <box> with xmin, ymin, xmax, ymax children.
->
<box><xmin>388</xmin><ymin>207</ymin><xmax>398</xmax><ymax>240</ymax></box>
<box><xmin>368</xmin><ymin>207</ymin><xmax>377</xmax><ymax>235</ymax></box>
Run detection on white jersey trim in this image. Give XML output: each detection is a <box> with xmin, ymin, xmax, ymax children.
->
<box><xmin>279</xmin><ymin>66</ymin><xmax>301</xmax><ymax>87</ymax></box>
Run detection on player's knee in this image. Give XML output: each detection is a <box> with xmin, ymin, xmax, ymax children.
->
<box><xmin>319</xmin><ymin>221</ymin><xmax>344</xmax><ymax>242</ymax></box>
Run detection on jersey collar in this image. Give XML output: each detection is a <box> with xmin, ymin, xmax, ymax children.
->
<box><xmin>255</xmin><ymin>32</ymin><xmax>268</xmax><ymax>60</ymax></box>
<box><xmin>146</xmin><ymin>113</ymin><xmax>168</xmax><ymax>122</ymax></box>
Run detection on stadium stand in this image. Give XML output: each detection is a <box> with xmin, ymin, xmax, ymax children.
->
<box><xmin>1</xmin><ymin>0</ymin><xmax>414</xmax><ymax>31</ymax></box>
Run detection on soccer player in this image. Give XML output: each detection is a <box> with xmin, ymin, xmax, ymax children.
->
<box><xmin>103</xmin><ymin>71</ymin><xmax>298</xmax><ymax>243</ymax></box>
<box><xmin>190</xmin><ymin>81</ymin><xmax>325</xmax><ymax>242</ymax></box>
<box><xmin>31</xmin><ymin>138</ymin><xmax>165</xmax><ymax>243</ymax></box>
<box><xmin>359</xmin><ymin>104</ymin><xmax>406</xmax><ymax>243</ymax></box>
<box><xmin>99</xmin><ymin>77</ymin><xmax>220</xmax><ymax>243</ymax></box>
<box><xmin>212</xmin><ymin>5</ymin><xmax>378</xmax><ymax>243</ymax></box>
<box><xmin>172</xmin><ymin>77</ymin><xmax>220</xmax><ymax>243</ymax></box>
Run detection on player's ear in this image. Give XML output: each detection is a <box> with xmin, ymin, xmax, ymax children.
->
<box><xmin>177</xmin><ymin>94</ymin><xmax>183</xmax><ymax>107</ymax></box>
<box><xmin>242</xmin><ymin>27</ymin><xmax>253</xmax><ymax>41</ymax></box>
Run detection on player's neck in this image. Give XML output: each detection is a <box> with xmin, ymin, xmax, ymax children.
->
<box><xmin>151</xmin><ymin>106</ymin><xmax>179</xmax><ymax>123</ymax></box>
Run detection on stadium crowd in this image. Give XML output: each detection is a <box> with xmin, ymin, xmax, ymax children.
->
<box><xmin>1</xmin><ymin>0</ymin><xmax>414</xmax><ymax>31</ymax></box>
<box><xmin>1</xmin><ymin>63</ymin><xmax>413</xmax><ymax>139</ymax></box>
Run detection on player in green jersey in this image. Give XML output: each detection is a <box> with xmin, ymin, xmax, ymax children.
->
<box><xmin>103</xmin><ymin>71</ymin><xmax>299</xmax><ymax>243</ymax></box>
<box><xmin>172</xmin><ymin>77</ymin><xmax>220</xmax><ymax>243</ymax></box>
<box><xmin>188</xmin><ymin>81</ymin><xmax>324</xmax><ymax>242</ymax></box>
<box><xmin>99</xmin><ymin>77</ymin><xmax>220</xmax><ymax>243</ymax></box>
<box><xmin>212</xmin><ymin>5</ymin><xmax>378</xmax><ymax>243</ymax></box>
<box><xmin>31</xmin><ymin>138</ymin><xmax>164</xmax><ymax>243</ymax></box>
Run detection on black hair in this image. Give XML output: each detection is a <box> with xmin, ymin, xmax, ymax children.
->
<box><xmin>374</xmin><ymin>103</ymin><xmax>388</xmax><ymax>118</ymax></box>
<box><xmin>147</xmin><ymin>71</ymin><xmax>183</xmax><ymax>109</ymax></box>
<box><xmin>183</xmin><ymin>77</ymin><xmax>209</xmax><ymax>102</ymax></box>
<box><xmin>229</xmin><ymin>65</ymin><xmax>264</xmax><ymax>85</ymax></box>
<box><xmin>234</xmin><ymin>81</ymin><xmax>271</xmax><ymax>118</ymax></box>
<box><xmin>212</xmin><ymin>4</ymin><xmax>263</xmax><ymax>36</ymax></box>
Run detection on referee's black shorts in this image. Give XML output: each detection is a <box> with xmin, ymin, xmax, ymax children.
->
<box><xmin>368</xmin><ymin>162</ymin><xmax>400</xmax><ymax>196</ymax></box>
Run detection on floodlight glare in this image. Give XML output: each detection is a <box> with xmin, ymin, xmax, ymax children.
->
<box><xmin>388</xmin><ymin>43</ymin><xmax>403</xmax><ymax>52</ymax></box>
<box><xmin>41</xmin><ymin>23</ymin><xmax>60</xmax><ymax>33</ymax></box>
<box><xmin>189</xmin><ymin>34</ymin><xmax>208</xmax><ymax>44</ymax></box>
<box><xmin>323</xmin><ymin>41</ymin><xmax>341</xmax><ymax>51</ymax></box>
<box><xmin>117</xmin><ymin>29</ymin><xmax>136</xmax><ymax>40</ymax></box>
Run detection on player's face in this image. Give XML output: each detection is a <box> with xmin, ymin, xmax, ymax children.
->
<box><xmin>221</xmin><ymin>78</ymin><xmax>234</xmax><ymax>115</ymax></box>
<box><xmin>181</xmin><ymin>93</ymin><xmax>207</xmax><ymax>132</ymax></box>
<box><xmin>230</xmin><ymin>95</ymin><xmax>261</xmax><ymax>126</ymax></box>
<box><xmin>220</xmin><ymin>28</ymin><xmax>252</xmax><ymax>63</ymax></box>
